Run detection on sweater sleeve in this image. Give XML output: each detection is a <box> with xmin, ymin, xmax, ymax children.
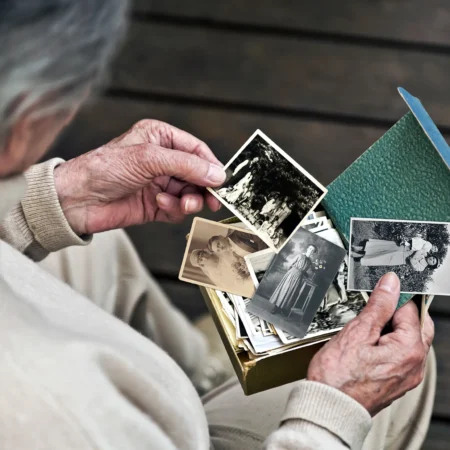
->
<box><xmin>264</xmin><ymin>381</ymin><xmax>372</xmax><ymax>450</ymax></box>
<box><xmin>0</xmin><ymin>158</ymin><xmax>91</xmax><ymax>261</ymax></box>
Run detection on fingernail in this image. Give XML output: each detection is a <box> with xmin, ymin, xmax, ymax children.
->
<box><xmin>185</xmin><ymin>197</ymin><xmax>199</xmax><ymax>213</ymax></box>
<box><xmin>206</xmin><ymin>164</ymin><xmax>226</xmax><ymax>185</ymax></box>
<box><xmin>378</xmin><ymin>272</ymin><xmax>399</xmax><ymax>293</ymax></box>
<box><xmin>157</xmin><ymin>193</ymin><xmax>173</xmax><ymax>208</ymax></box>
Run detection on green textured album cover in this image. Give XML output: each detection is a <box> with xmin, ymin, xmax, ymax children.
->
<box><xmin>323</xmin><ymin>112</ymin><xmax>450</xmax><ymax>307</ymax></box>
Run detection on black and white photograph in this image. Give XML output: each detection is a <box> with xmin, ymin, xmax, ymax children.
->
<box><xmin>207</xmin><ymin>130</ymin><xmax>327</xmax><ymax>251</ymax></box>
<box><xmin>305</xmin><ymin>260</ymin><xmax>368</xmax><ymax>335</ymax></box>
<box><xmin>247</xmin><ymin>227</ymin><xmax>347</xmax><ymax>338</ymax></box>
<box><xmin>179</xmin><ymin>218</ymin><xmax>268</xmax><ymax>297</ymax></box>
<box><xmin>349</xmin><ymin>218</ymin><xmax>450</xmax><ymax>294</ymax></box>
<box><xmin>244</xmin><ymin>248</ymin><xmax>276</xmax><ymax>288</ymax></box>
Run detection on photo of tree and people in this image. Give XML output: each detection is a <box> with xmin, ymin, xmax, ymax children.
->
<box><xmin>216</xmin><ymin>133</ymin><xmax>325</xmax><ymax>249</ymax></box>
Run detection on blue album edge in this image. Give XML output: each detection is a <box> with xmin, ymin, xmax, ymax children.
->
<box><xmin>398</xmin><ymin>87</ymin><xmax>450</xmax><ymax>171</ymax></box>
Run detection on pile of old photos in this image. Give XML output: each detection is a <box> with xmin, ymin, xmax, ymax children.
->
<box><xmin>179</xmin><ymin>130</ymin><xmax>444</xmax><ymax>358</ymax></box>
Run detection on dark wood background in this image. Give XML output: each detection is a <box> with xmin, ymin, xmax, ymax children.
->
<box><xmin>49</xmin><ymin>1</ymin><xmax>450</xmax><ymax>447</ymax></box>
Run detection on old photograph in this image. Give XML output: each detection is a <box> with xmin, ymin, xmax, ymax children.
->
<box><xmin>349</xmin><ymin>218</ymin><xmax>450</xmax><ymax>294</ymax></box>
<box><xmin>244</xmin><ymin>248</ymin><xmax>276</xmax><ymax>288</ymax></box>
<box><xmin>179</xmin><ymin>218</ymin><xmax>268</xmax><ymax>297</ymax></box>
<box><xmin>207</xmin><ymin>130</ymin><xmax>327</xmax><ymax>251</ymax></box>
<box><xmin>247</xmin><ymin>227</ymin><xmax>347</xmax><ymax>338</ymax></box>
<box><xmin>251</xmin><ymin>225</ymin><xmax>368</xmax><ymax>341</ymax></box>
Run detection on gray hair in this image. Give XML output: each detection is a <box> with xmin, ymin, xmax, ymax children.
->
<box><xmin>0</xmin><ymin>0</ymin><xmax>128</xmax><ymax>145</ymax></box>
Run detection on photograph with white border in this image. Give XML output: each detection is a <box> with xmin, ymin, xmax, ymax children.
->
<box><xmin>349</xmin><ymin>218</ymin><xmax>450</xmax><ymax>295</ymax></box>
<box><xmin>207</xmin><ymin>130</ymin><xmax>327</xmax><ymax>251</ymax></box>
<box><xmin>179</xmin><ymin>218</ymin><xmax>268</xmax><ymax>297</ymax></box>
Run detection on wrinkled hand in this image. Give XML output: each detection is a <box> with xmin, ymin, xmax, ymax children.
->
<box><xmin>54</xmin><ymin>120</ymin><xmax>226</xmax><ymax>235</ymax></box>
<box><xmin>307</xmin><ymin>272</ymin><xmax>434</xmax><ymax>416</ymax></box>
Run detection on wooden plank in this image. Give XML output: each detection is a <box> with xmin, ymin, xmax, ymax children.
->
<box><xmin>430</xmin><ymin>296</ymin><xmax>450</xmax><ymax>315</ymax></box>
<box><xmin>110</xmin><ymin>22</ymin><xmax>450</xmax><ymax>127</ymax></box>
<box><xmin>158</xmin><ymin>279</ymin><xmax>208</xmax><ymax>320</ymax></box>
<box><xmin>424</xmin><ymin>420</ymin><xmax>450</xmax><ymax>450</ymax></box>
<box><xmin>133</xmin><ymin>0</ymin><xmax>450</xmax><ymax>47</ymax></box>
<box><xmin>49</xmin><ymin>96</ymin><xmax>384</xmax><ymax>275</ymax></box>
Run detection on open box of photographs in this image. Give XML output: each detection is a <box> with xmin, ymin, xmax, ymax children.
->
<box><xmin>180</xmin><ymin>123</ymin><xmax>444</xmax><ymax>394</ymax></box>
<box><xmin>186</xmin><ymin>214</ymin><xmax>370</xmax><ymax>395</ymax></box>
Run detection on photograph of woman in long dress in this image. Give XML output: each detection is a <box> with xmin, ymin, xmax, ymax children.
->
<box><xmin>349</xmin><ymin>218</ymin><xmax>450</xmax><ymax>294</ymax></box>
<box><xmin>269</xmin><ymin>245</ymin><xmax>317</xmax><ymax>317</ymax></box>
<box><xmin>248</xmin><ymin>227</ymin><xmax>346</xmax><ymax>338</ymax></box>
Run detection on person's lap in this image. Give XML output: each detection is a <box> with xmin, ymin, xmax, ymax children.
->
<box><xmin>202</xmin><ymin>346</ymin><xmax>435</xmax><ymax>450</ymax></box>
<box><xmin>39</xmin><ymin>229</ymin><xmax>437</xmax><ymax>450</ymax></box>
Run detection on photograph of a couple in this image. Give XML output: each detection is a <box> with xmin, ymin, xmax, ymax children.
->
<box><xmin>208</xmin><ymin>130</ymin><xmax>327</xmax><ymax>251</ymax></box>
<box><xmin>349</xmin><ymin>218</ymin><xmax>450</xmax><ymax>294</ymax></box>
<box><xmin>179</xmin><ymin>218</ymin><xmax>268</xmax><ymax>297</ymax></box>
<box><xmin>248</xmin><ymin>228</ymin><xmax>346</xmax><ymax>338</ymax></box>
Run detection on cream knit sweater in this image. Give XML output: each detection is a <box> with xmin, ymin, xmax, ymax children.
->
<box><xmin>0</xmin><ymin>159</ymin><xmax>372</xmax><ymax>449</ymax></box>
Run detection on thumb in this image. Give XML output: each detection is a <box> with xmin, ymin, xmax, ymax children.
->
<box><xmin>356</xmin><ymin>272</ymin><xmax>400</xmax><ymax>335</ymax></box>
<box><xmin>148</xmin><ymin>146</ymin><xmax>226</xmax><ymax>187</ymax></box>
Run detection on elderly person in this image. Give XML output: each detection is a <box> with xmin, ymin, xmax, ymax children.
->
<box><xmin>0</xmin><ymin>2</ymin><xmax>435</xmax><ymax>450</ymax></box>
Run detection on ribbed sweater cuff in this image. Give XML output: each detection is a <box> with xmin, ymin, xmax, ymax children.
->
<box><xmin>21</xmin><ymin>159</ymin><xmax>91</xmax><ymax>252</ymax></box>
<box><xmin>281</xmin><ymin>381</ymin><xmax>372</xmax><ymax>450</ymax></box>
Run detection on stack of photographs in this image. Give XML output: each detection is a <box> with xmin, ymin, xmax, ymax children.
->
<box><xmin>206</xmin><ymin>211</ymin><xmax>369</xmax><ymax>359</ymax></box>
<box><xmin>179</xmin><ymin>130</ymin><xmax>370</xmax><ymax>360</ymax></box>
<box><xmin>179</xmin><ymin>129</ymin><xmax>444</xmax><ymax>364</ymax></box>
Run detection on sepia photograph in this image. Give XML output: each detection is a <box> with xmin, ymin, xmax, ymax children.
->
<box><xmin>349</xmin><ymin>218</ymin><xmax>450</xmax><ymax>294</ymax></box>
<box><xmin>179</xmin><ymin>218</ymin><xmax>268</xmax><ymax>297</ymax></box>
<box><xmin>247</xmin><ymin>227</ymin><xmax>347</xmax><ymax>338</ymax></box>
<box><xmin>207</xmin><ymin>130</ymin><xmax>327</xmax><ymax>251</ymax></box>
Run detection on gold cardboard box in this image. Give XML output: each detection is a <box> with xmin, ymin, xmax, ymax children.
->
<box><xmin>199</xmin><ymin>286</ymin><xmax>325</xmax><ymax>395</ymax></box>
<box><xmin>191</xmin><ymin>216</ymin><xmax>325</xmax><ymax>395</ymax></box>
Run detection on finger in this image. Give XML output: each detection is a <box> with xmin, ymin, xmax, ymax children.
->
<box><xmin>161</xmin><ymin>122</ymin><xmax>223</xmax><ymax>167</ymax></box>
<box><xmin>180</xmin><ymin>194</ymin><xmax>205</xmax><ymax>214</ymax></box>
<box><xmin>163</xmin><ymin>179</ymin><xmax>208</xmax><ymax>214</ymax></box>
<box><xmin>133</xmin><ymin>120</ymin><xmax>223</xmax><ymax>167</ymax></box>
<box><xmin>356</xmin><ymin>272</ymin><xmax>400</xmax><ymax>335</ymax></box>
<box><xmin>421</xmin><ymin>312</ymin><xmax>435</xmax><ymax>351</ymax></box>
<box><xmin>378</xmin><ymin>298</ymin><xmax>424</xmax><ymax>350</ymax></box>
<box><xmin>146</xmin><ymin>146</ymin><xmax>226</xmax><ymax>188</ymax></box>
<box><xmin>177</xmin><ymin>184</ymin><xmax>206</xmax><ymax>214</ymax></box>
<box><xmin>205</xmin><ymin>191</ymin><xmax>222</xmax><ymax>212</ymax></box>
<box><xmin>155</xmin><ymin>193</ymin><xmax>186</xmax><ymax>223</ymax></box>
<box><xmin>391</xmin><ymin>300</ymin><xmax>421</xmax><ymax>334</ymax></box>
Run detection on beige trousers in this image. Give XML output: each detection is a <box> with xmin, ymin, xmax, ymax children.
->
<box><xmin>39</xmin><ymin>229</ymin><xmax>436</xmax><ymax>450</ymax></box>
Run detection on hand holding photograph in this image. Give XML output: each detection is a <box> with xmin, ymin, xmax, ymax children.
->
<box><xmin>247</xmin><ymin>227</ymin><xmax>347</xmax><ymax>338</ymax></box>
<box><xmin>179</xmin><ymin>218</ymin><xmax>268</xmax><ymax>297</ymax></box>
<box><xmin>349</xmin><ymin>218</ymin><xmax>450</xmax><ymax>295</ymax></box>
<box><xmin>207</xmin><ymin>130</ymin><xmax>327</xmax><ymax>251</ymax></box>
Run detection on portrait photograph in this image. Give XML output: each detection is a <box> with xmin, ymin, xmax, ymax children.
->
<box><xmin>247</xmin><ymin>227</ymin><xmax>347</xmax><ymax>338</ymax></box>
<box><xmin>349</xmin><ymin>218</ymin><xmax>450</xmax><ymax>295</ymax></box>
<box><xmin>179</xmin><ymin>218</ymin><xmax>268</xmax><ymax>297</ymax></box>
<box><xmin>207</xmin><ymin>130</ymin><xmax>327</xmax><ymax>251</ymax></box>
